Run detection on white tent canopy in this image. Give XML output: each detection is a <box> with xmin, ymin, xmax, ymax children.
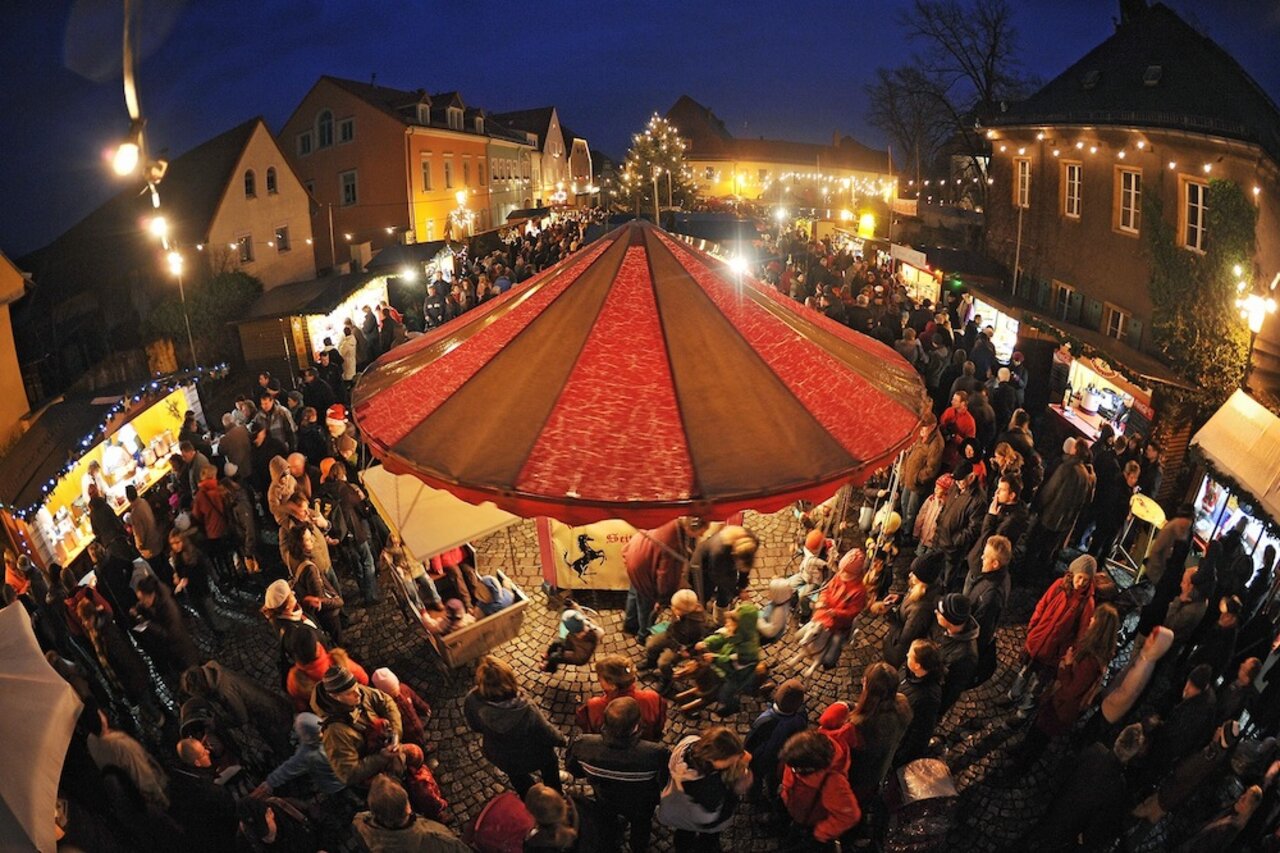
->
<box><xmin>1190</xmin><ymin>389</ymin><xmax>1280</xmax><ymax>524</ymax></box>
<box><xmin>0</xmin><ymin>603</ymin><xmax>82</xmax><ymax>852</ymax></box>
<box><xmin>361</xmin><ymin>464</ymin><xmax>519</xmax><ymax>560</ymax></box>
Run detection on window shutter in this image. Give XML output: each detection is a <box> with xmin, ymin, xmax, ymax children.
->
<box><xmin>1068</xmin><ymin>291</ymin><xmax>1084</xmax><ymax>324</ymax></box>
<box><xmin>1033</xmin><ymin>278</ymin><xmax>1050</xmax><ymax>308</ymax></box>
<box><xmin>1127</xmin><ymin>316</ymin><xmax>1144</xmax><ymax>349</ymax></box>
<box><xmin>1083</xmin><ymin>298</ymin><xmax>1104</xmax><ymax>331</ymax></box>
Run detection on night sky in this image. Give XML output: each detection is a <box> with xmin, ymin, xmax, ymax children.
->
<box><xmin>3</xmin><ymin>0</ymin><xmax>1278</xmax><ymax>257</ymax></box>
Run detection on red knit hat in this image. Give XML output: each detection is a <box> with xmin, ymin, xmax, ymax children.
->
<box><xmin>804</xmin><ymin>529</ymin><xmax>826</xmax><ymax>553</ymax></box>
<box><xmin>819</xmin><ymin>701</ymin><xmax>850</xmax><ymax>729</ymax></box>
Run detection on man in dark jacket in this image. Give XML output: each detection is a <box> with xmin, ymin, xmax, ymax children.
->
<box><xmin>1143</xmin><ymin>664</ymin><xmax>1218</xmax><ymax>785</ymax></box>
<box><xmin>965</xmin><ymin>474</ymin><xmax>1031</xmax><ymax>581</ymax></box>
<box><xmin>567</xmin><ymin>696</ymin><xmax>670</xmax><ymax>853</ymax></box>
<box><xmin>169</xmin><ymin>738</ymin><xmax>238</xmax><ymax>852</ymax></box>
<box><xmin>934</xmin><ymin>461</ymin><xmax>987</xmax><ymax>591</ymax></box>
<box><xmin>423</xmin><ymin>282</ymin><xmax>448</xmax><ymax>330</ymax></box>
<box><xmin>133</xmin><ymin>574</ymin><xmax>201</xmax><ymax>676</ymax></box>
<box><xmin>1026</xmin><ymin>723</ymin><xmax>1144</xmax><ymax>851</ymax></box>
<box><xmin>933</xmin><ymin>593</ymin><xmax>980</xmax><ymax>715</ymax></box>
<box><xmin>989</xmin><ymin>368</ymin><xmax>1018</xmax><ymax>432</ymax></box>
<box><xmin>1088</xmin><ymin>461</ymin><xmax>1140</xmax><ymax>561</ymax></box>
<box><xmin>970</xmin><ymin>327</ymin><xmax>997</xmax><ymax>381</ymax></box>
<box><xmin>896</xmin><ymin>638</ymin><xmax>943</xmax><ymax>766</ymax></box>
<box><xmin>299</xmin><ymin>369</ymin><xmax>336</xmax><ymax>418</ymax></box>
<box><xmin>963</xmin><ymin>535</ymin><xmax>1012</xmax><ymax>686</ymax></box>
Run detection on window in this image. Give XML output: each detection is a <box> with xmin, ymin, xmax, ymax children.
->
<box><xmin>704</xmin><ymin>166</ymin><xmax>715</xmax><ymax>181</ymax></box>
<box><xmin>448</xmin><ymin>108</ymin><xmax>463</xmax><ymax>130</ymax></box>
<box><xmin>1014</xmin><ymin>157</ymin><xmax>1030</xmax><ymax>208</ymax></box>
<box><xmin>420</xmin><ymin>155</ymin><xmax>433</xmax><ymax>191</ymax></box>
<box><xmin>317</xmin><ymin>110</ymin><xmax>333</xmax><ymax>148</ymax></box>
<box><xmin>297</xmin><ymin>132</ymin><xmax>313</xmax><ymax>156</ymax></box>
<box><xmin>416</xmin><ymin>104</ymin><xmax>430</xmax><ymax>124</ymax></box>
<box><xmin>1104</xmin><ymin>304</ymin><xmax>1130</xmax><ymax>341</ymax></box>
<box><xmin>444</xmin><ymin>160</ymin><xmax>454</xmax><ymax>189</ymax></box>
<box><xmin>479</xmin><ymin>162</ymin><xmax>486</xmax><ymax>186</ymax></box>
<box><xmin>265</xmin><ymin>167</ymin><xmax>278</xmax><ymax>195</ymax></box>
<box><xmin>338</xmin><ymin>118</ymin><xmax>354</xmax><ymax>144</ymax></box>
<box><xmin>463</xmin><ymin>161</ymin><xmax>471</xmax><ymax>186</ymax></box>
<box><xmin>274</xmin><ymin>226</ymin><xmax>291</xmax><ymax>253</ymax></box>
<box><xmin>1051</xmin><ymin>281</ymin><xmax>1075</xmax><ymax>321</ymax></box>
<box><xmin>474</xmin><ymin>117</ymin><xmax>485</xmax><ymax>134</ymax></box>
<box><xmin>237</xmin><ymin>235</ymin><xmax>254</xmax><ymax>263</ymax></box>
<box><xmin>1116</xmin><ymin>168</ymin><xmax>1141</xmax><ymax>234</ymax></box>
<box><xmin>339</xmin><ymin>170</ymin><xmax>357</xmax><ymax>206</ymax></box>
<box><xmin>425</xmin><ymin>219</ymin><xmax>434</xmax><ymax>240</ymax></box>
<box><xmin>1182</xmin><ymin>178</ymin><xmax>1209</xmax><ymax>252</ymax></box>
<box><xmin>1062</xmin><ymin>162</ymin><xmax>1081</xmax><ymax>218</ymax></box>
<box><xmin>243</xmin><ymin>169</ymin><xmax>256</xmax><ymax>198</ymax></box>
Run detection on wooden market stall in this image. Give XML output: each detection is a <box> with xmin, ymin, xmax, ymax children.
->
<box><xmin>0</xmin><ymin>366</ymin><xmax>225</xmax><ymax>570</ymax></box>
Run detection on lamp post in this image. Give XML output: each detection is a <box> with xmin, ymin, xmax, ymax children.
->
<box><xmin>652</xmin><ymin>166</ymin><xmax>661</xmax><ymax>224</ymax></box>
<box><xmin>167</xmin><ymin>250</ymin><xmax>198</xmax><ymax>367</ymax></box>
<box><xmin>1236</xmin><ymin>264</ymin><xmax>1277</xmax><ymax>390</ymax></box>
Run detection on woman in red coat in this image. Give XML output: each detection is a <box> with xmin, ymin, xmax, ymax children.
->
<box><xmin>1008</xmin><ymin>555</ymin><xmax>1097</xmax><ymax>710</ymax></box>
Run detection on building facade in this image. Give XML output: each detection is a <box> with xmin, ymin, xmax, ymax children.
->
<box><xmin>666</xmin><ymin>95</ymin><xmax>896</xmax><ymax>208</ymax></box>
<box><xmin>0</xmin><ymin>254</ymin><xmax>30</xmax><ymax>448</ymax></box>
<box><xmin>486</xmin><ymin>132</ymin><xmax>535</xmax><ymax>224</ymax></box>
<box><xmin>279</xmin><ymin>77</ymin><xmax>508</xmax><ymax>273</ymax></box>
<box><xmin>984</xmin><ymin>2</ymin><xmax>1280</xmax><ymax>394</ymax></box>
<box><xmin>491</xmin><ymin>107</ymin><xmax>572</xmax><ymax>206</ymax></box>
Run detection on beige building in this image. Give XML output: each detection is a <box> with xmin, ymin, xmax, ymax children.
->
<box><xmin>491</xmin><ymin>107</ymin><xmax>574</xmax><ymax>206</ymax></box>
<box><xmin>0</xmin><ymin>253</ymin><xmax>30</xmax><ymax>448</ymax></box>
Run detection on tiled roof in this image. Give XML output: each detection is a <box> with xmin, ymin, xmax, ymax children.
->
<box><xmin>991</xmin><ymin>3</ymin><xmax>1280</xmax><ymax>163</ymax></box>
<box><xmin>491</xmin><ymin>107</ymin><xmax>556</xmax><ymax>148</ymax></box>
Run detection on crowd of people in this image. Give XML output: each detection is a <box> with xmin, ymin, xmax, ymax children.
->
<box><xmin>5</xmin><ymin>217</ymin><xmax>1280</xmax><ymax>852</ymax></box>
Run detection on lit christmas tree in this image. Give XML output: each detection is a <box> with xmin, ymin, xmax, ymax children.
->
<box><xmin>609</xmin><ymin>114</ymin><xmax>697</xmax><ymax>215</ymax></box>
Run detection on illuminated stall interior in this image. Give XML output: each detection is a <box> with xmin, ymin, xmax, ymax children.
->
<box><xmin>1052</xmin><ymin>353</ymin><xmax>1154</xmax><ymax>442</ymax></box>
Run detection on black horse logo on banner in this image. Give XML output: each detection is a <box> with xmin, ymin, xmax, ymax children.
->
<box><xmin>563</xmin><ymin>533</ymin><xmax>606</xmax><ymax>579</ymax></box>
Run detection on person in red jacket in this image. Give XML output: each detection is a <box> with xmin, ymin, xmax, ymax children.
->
<box><xmin>1007</xmin><ymin>554</ymin><xmax>1097</xmax><ymax>711</ymax></box>
<box><xmin>812</xmin><ymin>549</ymin><xmax>870</xmax><ymax>669</ymax></box>
<box><xmin>779</xmin><ymin>730</ymin><xmax>862</xmax><ymax>847</ymax></box>
<box><xmin>939</xmin><ymin>391</ymin><xmax>977</xmax><ymax>471</ymax></box>
<box><xmin>574</xmin><ymin>654</ymin><xmax>667</xmax><ymax>741</ymax></box>
<box><xmin>623</xmin><ymin>517</ymin><xmax>701</xmax><ymax>641</ymax></box>
<box><xmin>191</xmin><ymin>463</ymin><xmax>234</xmax><ymax>583</ymax></box>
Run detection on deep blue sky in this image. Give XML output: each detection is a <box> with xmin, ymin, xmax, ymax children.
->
<box><xmin>3</xmin><ymin>0</ymin><xmax>1278</xmax><ymax>257</ymax></box>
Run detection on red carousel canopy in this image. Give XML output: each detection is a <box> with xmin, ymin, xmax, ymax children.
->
<box><xmin>352</xmin><ymin>221</ymin><xmax>926</xmax><ymax>527</ymax></box>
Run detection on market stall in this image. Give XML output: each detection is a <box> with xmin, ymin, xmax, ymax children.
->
<box><xmin>234</xmin><ymin>272</ymin><xmax>390</xmax><ymax>380</ymax></box>
<box><xmin>891</xmin><ymin>244</ymin><xmax>939</xmax><ymax>306</ymax></box>
<box><xmin>0</xmin><ymin>366</ymin><xmax>225</xmax><ymax>570</ymax></box>
<box><xmin>1188</xmin><ymin>389</ymin><xmax>1280</xmax><ymax>560</ymax></box>
<box><xmin>1049</xmin><ymin>352</ymin><xmax>1156</xmax><ymax>443</ymax></box>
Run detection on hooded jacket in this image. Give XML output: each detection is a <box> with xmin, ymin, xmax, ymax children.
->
<box><xmin>848</xmin><ymin>694</ymin><xmax>913</xmax><ymax>792</ymax></box>
<box><xmin>781</xmin><ymin>762</ymin><xmax>862</xmax><ymax>842</ymax></box>
<box><xmin>624</xmin><ymin>520</ymin><xmax>693</xmax><ymax>601</ymax></box>
<box><xmin>658</xmin><ymin>735</ymin><xmax>741</xmax><ymax>833</ymax></box>
<box><xmin>195</xmin><ymin>660</ymin><xmax>293</xmax><ymax>751</ymax></box>
<box><xmin>192</xmin><ymin>477</ymin><xmax>229</xmax><ymax>540</ymax></box>
<box><xmin>1024</xmin><ymin>576</ymin><xmax>1096</xmax><ymax>667</ymax></box>
<box><xmin>934</xmin><ymin>617</ymin><xmax>980</xmax><ymax>713</ymax></box>
<box><xmin>267</xmin><ymin>456</ymin><xmax>297</xmax><ymax>526</ymax></box>
<box><xmin>813</xmin><ymin>573</ymin><xmax>867</xmax><ymax>632</ymax></box>
<box><xmin>1035</xmin><ymin>457</ymin><xmax>1092</xmax><ymax>532</ymax></box>
<box><xmin>901</xmin><ymin>428</ymin><xmax>944</xmax><ymax>494</ymax></box>
<box><xmin>310</xmin><ymin>682</ymin><xmax>402</xmax><ymax>788</ymax></box>
<box><xmin>463</xmin><ymin>691</ymin><xmax>566</xmax><ymax>774</ymax></box>
<box><xmin>287</xmin><ymin>646</ymin><xmax>368</xmax><ymax>711</ymax></box>
<box><xmin>704</xmin><ymin>603</ymin><xmax>763</xmax><ymax>670</ymax></box>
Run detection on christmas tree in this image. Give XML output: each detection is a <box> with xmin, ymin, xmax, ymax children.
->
<box><xmin>608</xmin><ymin>114</ymin><xmax>696</xmax><ymax>214</ymax></box>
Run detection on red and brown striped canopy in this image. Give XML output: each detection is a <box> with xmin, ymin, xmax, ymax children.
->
<box><xmin>352</xmin><ymin>221</ymin><xmax>927</xmax><ymax>526</ymax></box>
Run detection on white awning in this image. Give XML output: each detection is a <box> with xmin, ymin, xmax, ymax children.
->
<box><xmin>1190</xmin><ymin>389</ymin><xmax>1280</xmax><ymax>523</ymax></box>
<box><xmin>0</xmin><ymin>603</ymin><xmax>82</xmax><ymax>853</ymax></box>
<box><xmin>361</xmin><ymin>465</ymin><xmax>519</xmax><ymax>560</ymax></box>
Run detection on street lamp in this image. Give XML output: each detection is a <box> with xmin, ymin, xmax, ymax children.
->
<box><xmin>167</xmin><ymin>250</ymin><xmax>198</xmax><ymax>367</ymax></box>
<box><xmin>1236</xmin><ymin>265</ymin><xmax>1277</xmax><ymax>389</ymax></box>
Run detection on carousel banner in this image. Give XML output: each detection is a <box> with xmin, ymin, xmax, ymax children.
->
<box><xmin>536</xmin><ymin>517</ymin><xmax>636</xmax><ymax>590</ymax></box>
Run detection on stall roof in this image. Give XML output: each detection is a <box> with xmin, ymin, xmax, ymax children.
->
<box><xmin>239</xmin><ymin>271</ymin><xmax>382</xmax><ymax>322</ymax></box>
<box><xmin>921</xmin><ymin>246</ymin><xmax>1008</xmax><ymax>282</ymax></box>
<box><xmin>361</xmin><ymin>464</ymin><xmax>517</xmax><ymax>559</ymax></box>
<box><xmin>961</xmin><ymin>279</ymin><xmax>1193</xmax><ymax>391</ymax></box>
<box><xmin>367</xmin><ymin>241</ymin><xmax>460</xmax><ymax>272</ymax></box>
<box><xmin>1191</xmin><ymin>389</ymin><xmax>1280</xmax><ymax>524</ymax></box>
<box><xmin>506</xmin><ymin>207</ymin><xmax>551</xmax><ymax>222</ymax></box>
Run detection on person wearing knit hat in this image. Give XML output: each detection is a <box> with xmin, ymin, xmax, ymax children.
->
<box><xmin>935</xmin><ymin>593</ymin><xmax>980</xmax><ymax>714</ymax></box>
<box><xmin>808</xmin><ymin>550</ymin><xmax>869</xmax><ymax>670</ymax></box>
<box><xmin>263</xmin><ymin>579</ymin><xmax>293</xmax><ymax>612</ymax></box>
<box><xmin>817</xmin><ymin>701</ymin><xmax>856</xmax><ymax>773</ymax></box>
<box><xmin>543</xmin><ymin>607</ymin><xmax>603</xmax><ymax>674</ymax></box>
<box><xmin>788</xmin><ymin>531</ymin><xmax>832</xmax><ymax>621</ymax></box>
<box><xmin>912</xmin><ymin>472</ymin><xmax>953</xmax><ymax>555</ymax></box>
<box><xmin>318</xmin><ymin>457</ymin><xmax>338</xmax><ymax>482</ymax></box>
<box><xmin>875</xmin><ymin>550</ymin><xmax>946</xmax><ymax>669</ymax></box>
<box><xmin>937</xmin><ymin>593</ymin><xmax>971</xmax><ymax>626</ymax></box>
<box><xmin>744</xmin><ymin>677</ymin><xmax>809</xmax><ymax>802</ymax></box>
<box><xmin>372</xmin><ymin>667</ymin><xmax>435</xmax><ymax>751</ymax></box>
<box><xmin>310</xmin><ymin>663</ymin><xmax>404</xmax><ymax>790</ymax></box>
<box><xmin>758</xmin><ymin>576</ymin><xmax>796</xmax><ymax>643</ymax></box>
<box><xmin>1008</xmin><ymin>552</ymin><xmax>1097</xmax><ymax>708</ymax></box>
<box><xmin>254</xmin><ymin>711</ymin><xmax>345</xmax><ymax>799</ymax></box>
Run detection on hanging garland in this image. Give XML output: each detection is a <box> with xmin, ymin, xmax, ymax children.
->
<box><xmin>1018</xmin><ymin>313</ymin><xmax>1158</xmax><ymax>390</ymax></box>
<box><xmin>7</xmin><ymin>362</ymin><xmax>230</xmax><ymax>522</ymax></box>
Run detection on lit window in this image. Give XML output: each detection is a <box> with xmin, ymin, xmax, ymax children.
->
<box><xmin>297</xmin><ymin>132</ymin><xmax>313</xmax><ymax>156</ymax></box>
<box><xmin>265</xmin><ymin>167</ymin><xmax>277</xmax><ymax>195</ymax></box>
<box><xmin>1063</xmin><ymin>163</ymin><xmax>1081</xmax><ymax>218</ymax></box>
<box><xmin>244</xmin><ymin>169</ymin><xmax>256</xmax><ymax>198</ymax></box>
<box><xmin>704</xmin><ymin>166</ymin><xmax>715</xmax><ymax>181</ymax></box>
<box><xmin>444</xmin><ymin>160</ymin><xmax>454</xmax><ymax>189</ymax></box>
<box><xmin>339</xmin><ymin>170</ymin><xmax>357</xmax><ymax>206</ymax></box>
<box><xmin>1117</xmin><ymin>168</ymin><xmax>1141</xmax><ymax>234</ymax></box>
<box><xmin>1183</xmin><ymin>179</ymin><xmax>1208</xmax><ymax>252</ymax></box>
<box><xmin>274</xmin><ymin>226</ymin><xmax>290</xmax><ymax>253</ymax></box>
<box><xmin>475</xmin><ymin>117</ymin><xmax>484</xmax><ymax>134</ymax></box>
<box><xmin>1014</xmin><ymin>158</ymin><xmax>1031</xmax><ymax>208</ymax></box>
<box><xmin>237</xmin><ymin>235</ymin><xmax>254</xmax><ymax>263</ymax></box>
<box><xmin>421</xmin><ymin>156</ymin><xmax>433</xmax><ymax>191</ymax></box>
<box><xmin>1104</xmin><ymin>304</ymin><xmax>1130</xmax><ymax>340</ymax></box>
<box><xmin>317</xmin><ymin>111</ymin><xmax>334</xmax><ymax>148</ymax></box>
<box><xmin>338</xmin><ymin>118</ymin><xmax>354</xmax><ymax>144</ymax></box>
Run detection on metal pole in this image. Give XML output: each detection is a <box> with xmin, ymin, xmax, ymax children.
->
<box><xmin>652</xmin><ymin>173</ymin><xmax>660</xmax><ymax>224</ymax></box>
<box><xmin>328</xmin><ymin>203</ymin><xmax>337</xmax><ymax>270</ymax></box>
<box><xmin>177</xmin><ymin>272</ymin><xmax>197</xmax><ymax>366</ymax></box>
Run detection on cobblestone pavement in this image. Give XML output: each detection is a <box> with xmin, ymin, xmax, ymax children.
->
<box><xmin>198</xmin><ymin>506</ymin><xmax>1222</xmax><ymax>852</ymax></box>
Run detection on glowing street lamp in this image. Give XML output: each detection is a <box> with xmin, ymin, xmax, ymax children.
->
<box><xmin>113</xmin><ymin>140</ymin><xmax>140</xmax><ymax>176</ymax></box>
<box><xmin>1235</xmin><ymin>264</ymin><xmax>1277</xmax><ymax>388</ymax></box>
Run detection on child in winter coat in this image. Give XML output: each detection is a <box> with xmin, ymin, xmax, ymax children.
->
<box><xmin>699</xmin><ymin>602</ymin><xmax>763</xmax><ymax>715</ymax></box>
<box><xmin>400</xmin><ymin>743</ymin><xmax>449</xmax><ymax>823</ymax></box>
<box><xmin>744</xmin><ymin>679</ymin><xmax>808</xmax><ymax>803</ymax></box>
<box><xmin>543</xmin><ymin>609</ymin><xmax>604</xmax><ymax>673</ymax></box>
<box><xmin>574</xmin><ymin>654</ymin><xmax>666</xmax><ymax>741</ymax></box>
<box><xmin>444</xmin><ymin>599</ymin><xmax>476</xmax><ymax>634</ymax></box>
<box><xmin>758</xmin><ymin>577</ymin><xmax>795</xmax><ymax>644</ymax></box>
<box><xmin>810</xmin><ymin>549</ymin><xmax>869</xmax><ymax>670</ymax></box>
<box><xmin>788</xmin><ymin>529</ymin><xmax>832</xmax><ymax>620</ymax></box>
<box><xmin>371</xmin><ymin>667</ymin><xmax>433</xmax><ymax>751</ymax></box>
<box><xmin>643</xmin><ymin>589</ymin><xmax>711</xmax><ymax>686</ymax></box>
